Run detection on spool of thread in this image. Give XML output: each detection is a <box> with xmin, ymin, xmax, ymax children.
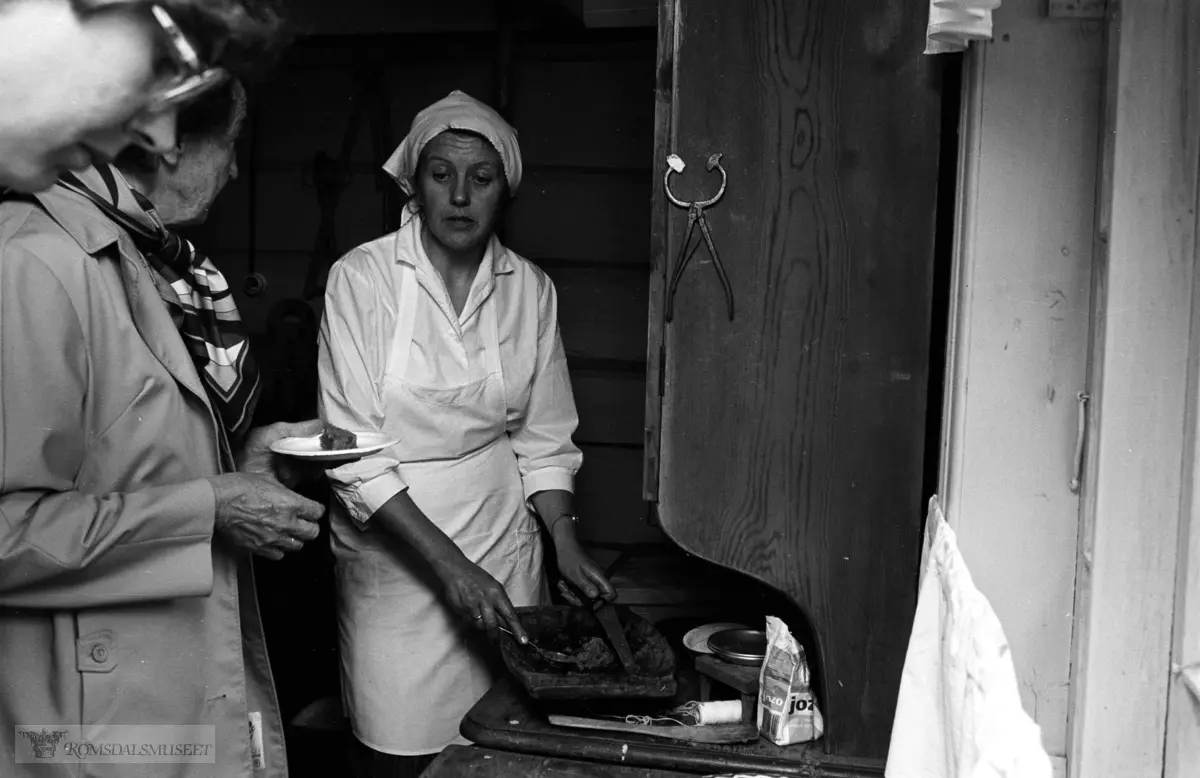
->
<box><xmin>693</xmin><ymin>700</ymin><xmax>743</xmax><ymax>725</ymax></box>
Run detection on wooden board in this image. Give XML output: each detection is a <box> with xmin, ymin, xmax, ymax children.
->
<box><xmin>573</xmin><ymin>370</ymin><xmax>647</xmax><ymax>446</ymax></box>
<box><xmin>253</xmin><ymin>61</ymin><xmax>494</xmax><ymax>165</ymax></box>
<box><xmin>937</xmin><ymin>3</ymin><xmax>1103</xmax><ymax>763</ymax></box>
<box><xmin>1069</xmin><ymin>2</ymin><xmax>1200</xmax><ymax>776</ymax></box>
<box><xmin>547</xmin><ymin>714</ymin><xmax>758</xmax><ymax>744</ymax></box>
<box><xmin>511</xmin><ymin>55</ymin><xmax>657</xmax><ymax>170</ymax></box>
<box><xmin>424</xmin><ymin>746</ymin><xmax>691</xmax><ymax>778</ymax></box>
<box><xmin>575</xmin><ymin>445</ymin><xmax>660</xmax><ymax>544</ymax></box>
<box><xmin>506</xmin><ymin>168</ymin><xmax>652</xmax><ymax>266</ymax></box>
<box><xmin>462</xmin><ymin>678</ymin><xmax>881</xmax><ymax>776</ymax></box>
<box><xmin>250</xmin><ymin>169</ymin><xmax>387</xmax><ymax>255</ymax></box>
<box><xmin>651</xmin><ymin>0</ymin><xmax>941</xmax><ymax>759</ymax></box>
<box><xmin>694</xmin><ymin>654</ymin><xmax>758</xmax><ymax>696</ymax></box>
<box><xmin>550</xmin><ymin>265</ymin><xmax>649</xmax><ymax>364</ymax></box>
<box><xmin>642</xmin><ymin>0</ymin><xmax>676</xmax><ymax>501</ymax></box>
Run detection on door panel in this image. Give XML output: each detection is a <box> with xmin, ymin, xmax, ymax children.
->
<box><xmin>650</xmin><ymin>0</ymin><xmax>942</xmax><ymax>758</ymax></box>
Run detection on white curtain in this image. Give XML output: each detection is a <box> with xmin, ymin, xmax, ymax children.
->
<box><xmin>885</xmin><ymin>497</ymin><xmax>1052</xmax><ymax>778</ymax></box>
<box><xmin>925</xmin><ymin>1</ymin><xmax>1003</xmax><ymax>54</ymax></box>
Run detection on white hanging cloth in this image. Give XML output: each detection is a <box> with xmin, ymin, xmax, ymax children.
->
<box><xmin>885</xmin><ymin>497</ymin><xmax>1053</xmax><ymax>778</ymax></box>
<box><xmin>925</xmin><ymin>1</ymin><xmax>1003</xmax><ymax>54</ymax></box>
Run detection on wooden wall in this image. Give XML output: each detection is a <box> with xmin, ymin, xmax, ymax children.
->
<box><xmin>187</xmin><ymin>28</ymin><xmax>662</xmax><ymax>547</ymax></box>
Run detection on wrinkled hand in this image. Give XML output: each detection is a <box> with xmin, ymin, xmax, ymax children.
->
<box><xmin>237</xmin><ymin>419</ymin><xmax>326</xmax><ymax>488</ymax></box>
<box><xmin>436</xmin><ymin>557</ymin><xmax>529</xmax><ymax>645</ymax></box>
<box><xmin>555</xmin><ymin>538</ymin><xmax>616</xmax><ymax>607</ymax></box>
<box><xmin>209</xmin><ymin>472</ymin><xmax>324</xmax><ymax>561</ymax></box>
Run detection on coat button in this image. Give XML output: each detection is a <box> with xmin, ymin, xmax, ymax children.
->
<box><xmin>91</xmin><ymin>645</ymin><xmax>108</xmax><ymax>663</ymax></box>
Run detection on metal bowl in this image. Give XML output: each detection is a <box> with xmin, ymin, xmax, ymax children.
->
<box><xmin>706</xmin><ymin>628</ymin><xmax>767</xmax><ymax>666</ymax></box>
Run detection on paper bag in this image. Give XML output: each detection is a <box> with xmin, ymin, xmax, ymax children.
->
<box><xmin>757</xmin><ymin>616</ymin><xmax>824</xmax><ymax>745</ymax></box>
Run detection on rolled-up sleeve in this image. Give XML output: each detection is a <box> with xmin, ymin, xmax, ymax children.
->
<box><xmin>318</xmin><ymin>256</ymin><xmax>407</xmax><ymax>524</ymax></box>
<box><xmin>510</xmin><ymin>273</ymin><xmax>583</xmax><ymax>502</ymax></box>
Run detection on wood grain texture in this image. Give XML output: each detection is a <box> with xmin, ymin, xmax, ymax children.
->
<box><xmin>1068</xmin><ymin>1</ymin><xmax>1200</xmax><ymax>775</ymax></box>
<box><xmin>653</xmin><ymin>0</ymin><xmax>940</xmax><ymax>758</ymax></box>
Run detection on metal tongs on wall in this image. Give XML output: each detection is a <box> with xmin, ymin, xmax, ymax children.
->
<box><xmin>663</xmin><ymin>152</ymin><xmax>734</xmax><ymax>322</ymax></box>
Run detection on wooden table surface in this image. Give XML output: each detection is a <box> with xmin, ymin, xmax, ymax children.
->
<box><xmin>461</xmin><ymin>677</ymin><xmax>882</xmax><ymax>777</ymax></box>
<box><xmin>422</xmin><ymin>746</ymin><xmax>694</xmax><ymax>777</ymax></box>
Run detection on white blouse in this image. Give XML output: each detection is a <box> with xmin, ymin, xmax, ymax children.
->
<box><xmin>317</xmin><ymin>226</ymin><xmax>582</xmax><ymax>524</ymax></box>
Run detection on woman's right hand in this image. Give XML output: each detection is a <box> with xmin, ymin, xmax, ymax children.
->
<box><xmin>436</xmin><ymin>558</ymin><xmax>530</xmax><ymax>645</ymax></box>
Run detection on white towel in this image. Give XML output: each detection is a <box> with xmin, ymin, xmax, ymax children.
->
<box><xmin>885</xmin><ymin>497</ymin><xmax>1052</xmax><ymax>778</ymax></box>
<box><xmin>925</xmin><ymin>1</ymin><xmax>1002</xmax><ymax>54</ymax></box>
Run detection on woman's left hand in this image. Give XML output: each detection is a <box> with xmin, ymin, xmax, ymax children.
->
<box><xmin>555</xmin><ymin>536</ymin><xmax>616</xmax><ymax>605</ymax></box>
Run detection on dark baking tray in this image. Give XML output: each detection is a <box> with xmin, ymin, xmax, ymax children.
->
<box><xmin>500</xmin><ymin>605</ymin><xmax>676</xmax><ymax>700</ymax></box>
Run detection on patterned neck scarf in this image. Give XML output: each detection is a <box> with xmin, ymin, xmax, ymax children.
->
<box><xmin>57</xmin><ymin>165</ymin><xmax>261</xmax><ymax>440</ymax></box>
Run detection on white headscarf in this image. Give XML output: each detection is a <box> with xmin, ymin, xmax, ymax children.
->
<box><xmin>382</xmin><ymin>90</ymin><xmax>523</xmax><ymax>201</ymax></box>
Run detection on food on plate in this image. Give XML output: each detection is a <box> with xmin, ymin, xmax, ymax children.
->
<box><xmin>320</xmin><ymin>423</ymin><xmax>358</xmax><ymax>451</ymax></box>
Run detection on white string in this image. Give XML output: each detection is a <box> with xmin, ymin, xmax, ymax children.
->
<box><xmin>620</xmin><ymin>700</ymin><xmax>742</xmax><ymax>727</ymax></box>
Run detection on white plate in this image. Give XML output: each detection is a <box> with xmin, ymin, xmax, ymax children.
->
<box><xmin>683</xmin><ymin>622</ymin><xmax>749</xmax><ymax>654</ymax></box>
<box><xmin>268</xmin><ymin>431</ymin><xmax>399</xmax><ymax>462</ymax></box>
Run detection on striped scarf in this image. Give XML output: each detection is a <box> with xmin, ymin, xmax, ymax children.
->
<box><xmin>58</xmin><ymin>166</ymin><xmax>261</xmax><ymax>440</ymax></box>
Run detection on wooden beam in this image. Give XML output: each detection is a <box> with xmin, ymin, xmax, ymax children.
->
<box><xmin>641</xmin><ymin>0</ymin><xmax>676</xmax><ymax>502</ymax></box>
<box><xmin>1165</xmin><ymin>1</ymin><xmax>1200</xmax><ymax>771</ymax></box>
<box><xmin>1067</xmin><ymin>1</ymin><xmax>1200</xmax><ymax>775</ymax></box>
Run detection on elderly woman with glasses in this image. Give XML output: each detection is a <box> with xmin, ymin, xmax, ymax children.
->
<box><xmin>319</xmin><ymin>91</ymin><xmax>616</xmax><ymax>776</ymax></box>
<box><xmin>0</xmin><ymin>81</ymin><xmax>327</xmax><ymax>778</ymax></box>
<box><xmin>0</xmin><ymin>0</ymin><xmax>283</xmax><ymax>193</ymax></box>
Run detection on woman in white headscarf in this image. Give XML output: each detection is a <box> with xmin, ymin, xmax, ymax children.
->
<box><xmin>318</xmin><ymin>91</ymin><xmax>616</xmax><ymax>776</ymax></box>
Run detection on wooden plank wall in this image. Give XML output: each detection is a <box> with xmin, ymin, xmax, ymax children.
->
<box><xmin>187</xmin><ymin>30</ymin><xmax>662</xmax><ymax>546</ymax></box>
<box><xmin>506</xmin><ymin>37</ymin><xmax>660</xmax><ymax>544</ymax></box>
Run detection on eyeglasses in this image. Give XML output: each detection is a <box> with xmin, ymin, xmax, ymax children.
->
<box><xmin>73</xmin><ymin>1</ymin><xmax>230</xmax><ymax>117</ymax></box>
<box><xmin>141</xmin><ymin>5</ymin><xmax>230</xmax><ymax>115</ymax></box>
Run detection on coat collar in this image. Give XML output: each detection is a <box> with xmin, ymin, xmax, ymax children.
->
<box><xmin>31</xmin><ymin>183</ymin><xmax>122</xmax><ymax>255</ymax></box>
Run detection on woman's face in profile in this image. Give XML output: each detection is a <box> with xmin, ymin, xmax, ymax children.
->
<box><xmin>415</xmin><ymin>131</ymin><xmax>505</xmax><ymax>255</ymax></box>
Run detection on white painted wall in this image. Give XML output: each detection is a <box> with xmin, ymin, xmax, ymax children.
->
<box><xmin>939</xmin><ymin>2</ymin><xmax>1103</xmax><ymax>769</ymax></box>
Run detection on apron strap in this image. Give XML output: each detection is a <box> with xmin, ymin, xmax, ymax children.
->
<box><xmin>481</xmin><ymin>285</ymin><xmax>507</xmax><ymax>415</ymax></box>
<box><xmin>387</xmin><ymin>262</ymin><xmax>420</xmax><ymax>381</ymax></box>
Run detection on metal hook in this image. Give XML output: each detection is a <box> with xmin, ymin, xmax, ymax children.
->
<box><xmin>664</xmin><ymin>153</ymin><xmax>727</xmax><ymax>209</ymax></box>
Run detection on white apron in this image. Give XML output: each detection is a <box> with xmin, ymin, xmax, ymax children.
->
<box><xmin>331</xmin><ymin>259</ymin><xmax>547</xmax><ymax>755</ymax></box>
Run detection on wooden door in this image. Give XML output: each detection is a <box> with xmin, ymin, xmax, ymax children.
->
<box><xmin>646</xmin><ymin>0</ymin><xmax>942</xmax><ymax>760</ymax></box>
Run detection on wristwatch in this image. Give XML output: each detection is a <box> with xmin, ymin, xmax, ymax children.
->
<box><xmin>549</xmin><ymin>514</ymin><xmax>579</xmax><ymax>533</ymax></box>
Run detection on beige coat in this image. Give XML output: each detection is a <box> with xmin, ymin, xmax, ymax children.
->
<box><xmin>0</xmin><ymin>186</ymin><xmax>287</xmax><ymax>777</ymax></box>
